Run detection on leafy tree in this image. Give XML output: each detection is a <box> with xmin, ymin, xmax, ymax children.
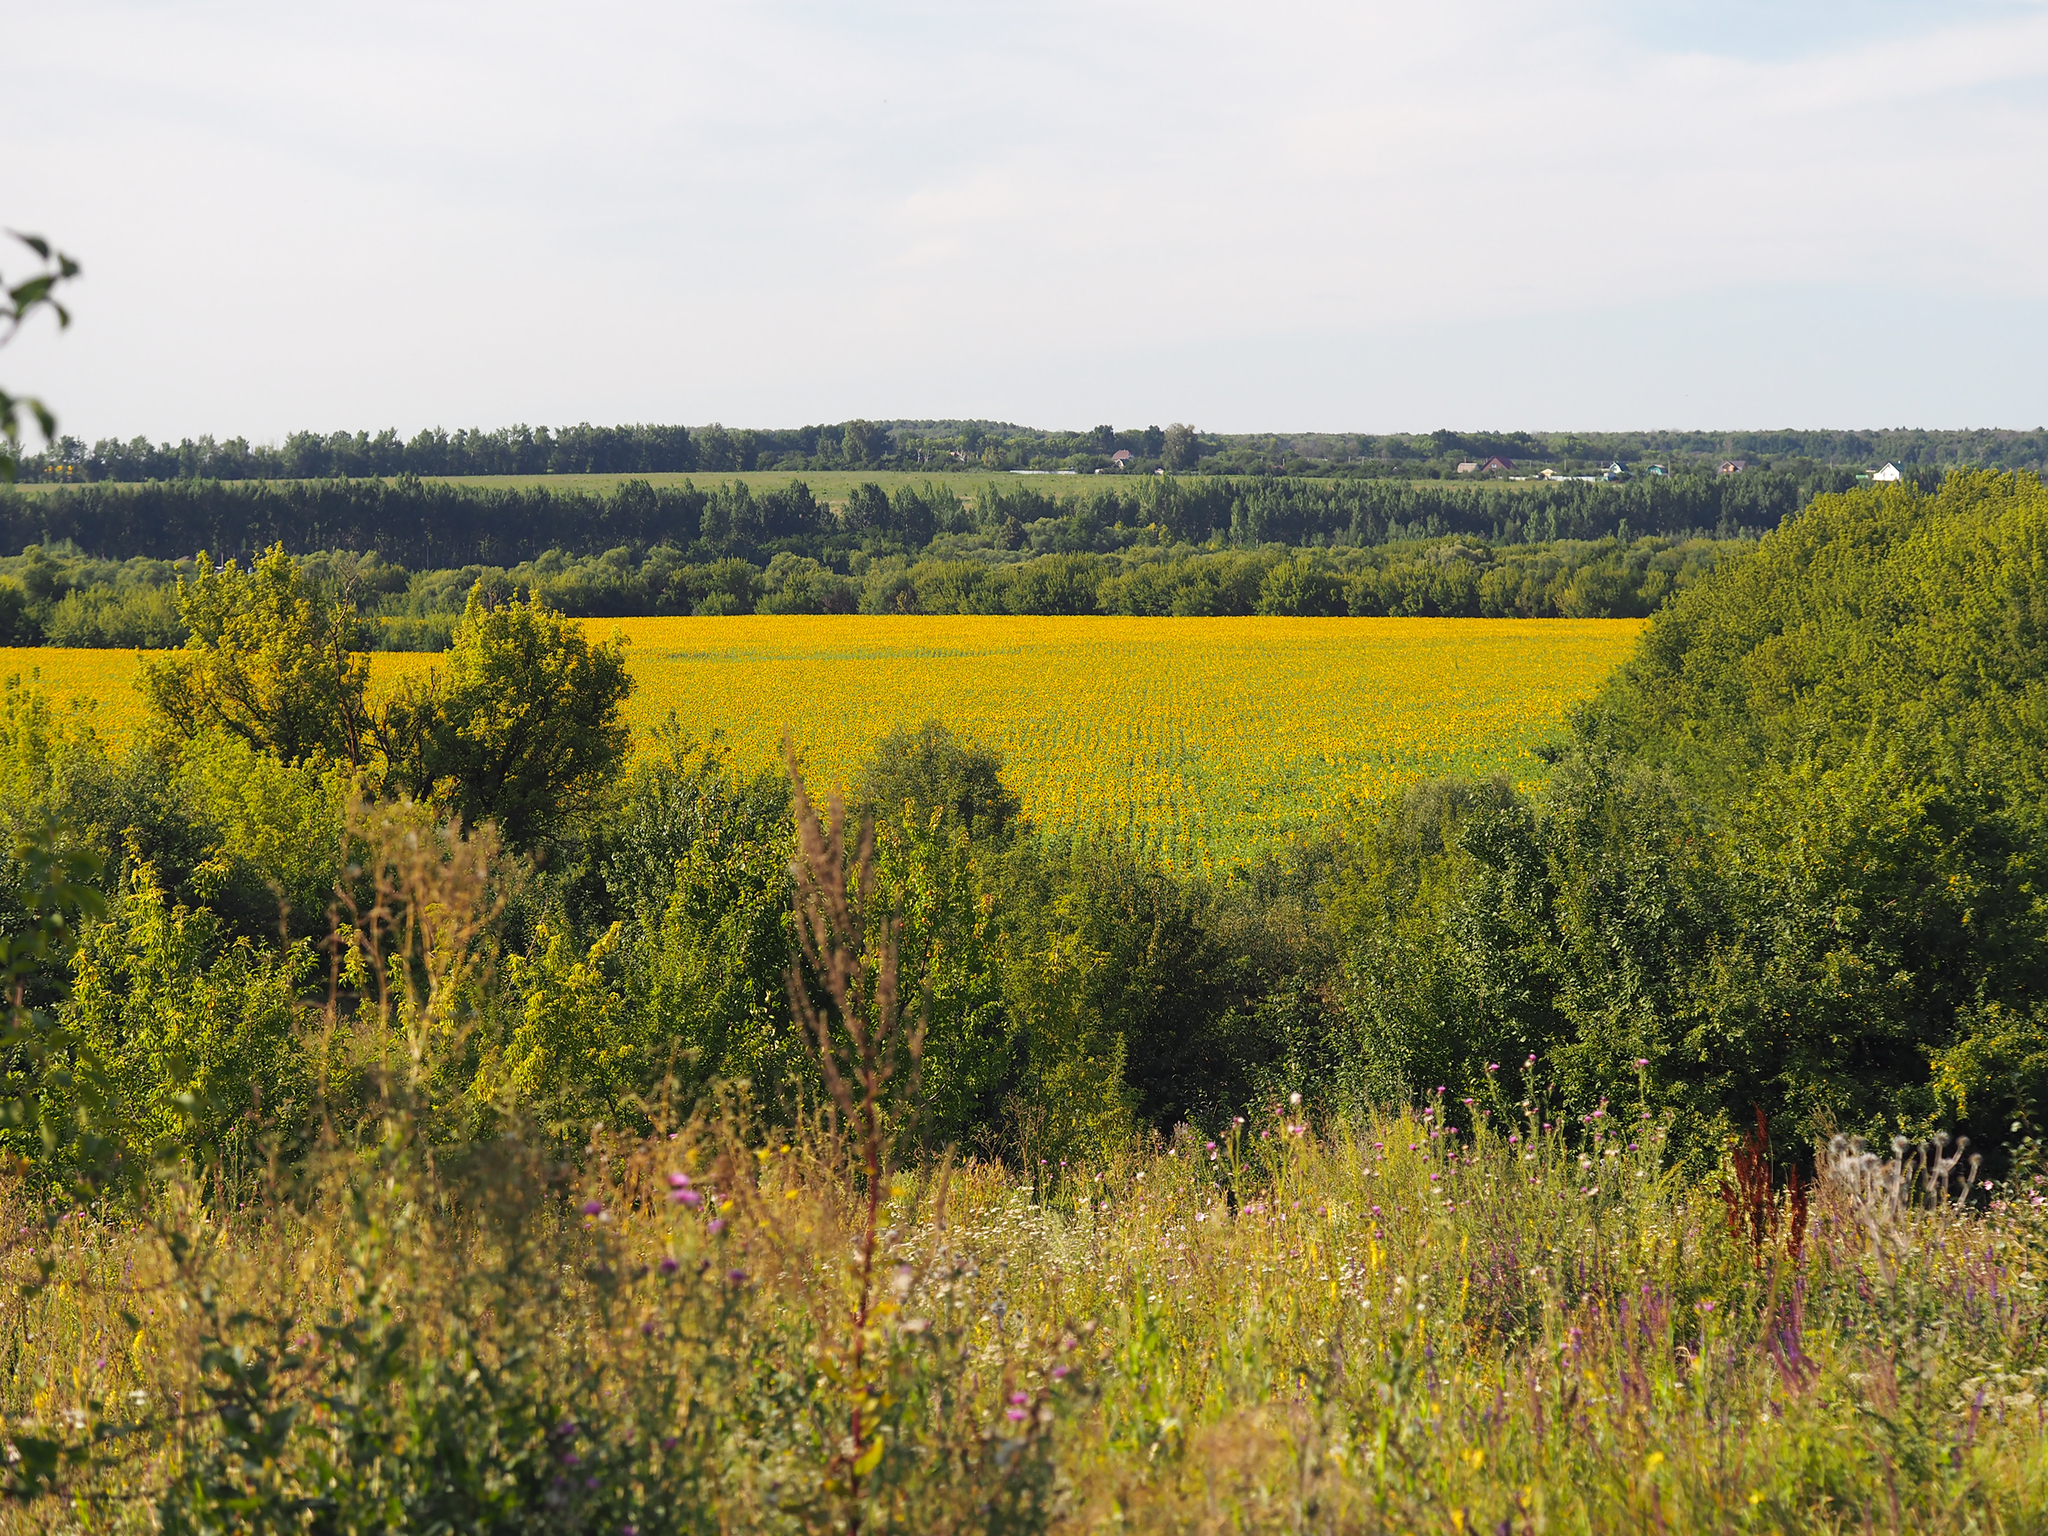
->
<box><xmin>842</xmin><ymin>481</ymin><xmax>889</xmax><ymax>537</ymax></box>
<box><xmin>0</xmin><ymin>232</ymin><xmax>81</xmax><ymax>481</ymax></box>
<box><xmin>1256</xmin><ymin>555</ymin><xmax>1346</xmax><ymax>616</ymax></box>
<box><xmin>142</xmin><ymin>545</ymin><xmax>371</xmax><ymax>763</ymax></box>
<box><xmin>379</xmin><ymin>584</ymin><xmax>631</xmax><ymax>850</ymax></box>
<box><xmin>857</xmin><ymin>721</ymin><xmax>1023</xmax><ymax>847</ymax></box>
<box><xmin>1159</xmin><ymin>422</ymin><xmax>1199</xmax><ymax>472</ymax></box>
<box><xmin>841</xmin><ymin>419</ymin><xmax>880</xmax><ymax>466</ymax></box>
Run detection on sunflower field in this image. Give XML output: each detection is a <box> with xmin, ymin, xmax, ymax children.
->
<box><xmin>0</xmin><ymin>615</ymin><xmax>1641</xmax><ymax>868</ymax></box>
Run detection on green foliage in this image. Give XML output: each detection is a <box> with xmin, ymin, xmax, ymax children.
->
<box><xmin>0</xmin><ymin>821</ymin><xmax>107</xmax><ymax>1177</ymax></box>
<box><xmin>856</xmin><ymin>720</ymin><xmax>1024</xmax><ymax>848</ymax></box>
<box><xmin>142</xmin><ymin>545</ymin><xmax>370</xmax><ymax>763</ymax></box>
<box><xmin>380</xmin><ymin>583</ymin><xmax>632</xmax><ymax>850</ymax></box>
<box><xmin>1328</xmin><ymin>473</ymin><xmax>2048</xmax><ymax>1165</ymax></box>
<box><xmin>167</xmin><ymin>729</ymin><xmax>349</xmax><ymax>936</ymax></box>
<box><xmin>59</xmin><ymin>866</ymin><xmax>313</xmax><ymax>1181</ymax></box>
<box><xmin>0</xmin><ymin>233</ymin><xmax>80</xmax><ymax>482</ymax></box>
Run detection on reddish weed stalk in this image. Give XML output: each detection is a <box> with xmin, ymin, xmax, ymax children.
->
<box><xmin>785</xmin><ymin>755</ymin><xmax>926</xmax><ymax>1532</ymax></box>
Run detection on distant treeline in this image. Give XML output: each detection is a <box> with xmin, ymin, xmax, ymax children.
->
<box><xmin>0</xmin><ymin>466</ymin><xmax>1890</xmax><ymax>569</ymax></box>
<box><xmin>19</xmin><ymin>417</ymin><xmax>2047</xmax><ymax>483</ymax></box>
<box><xmin>0</xmin><ymin>531</ymin><xmax>1747</xmax><ymax>649</ymax></box>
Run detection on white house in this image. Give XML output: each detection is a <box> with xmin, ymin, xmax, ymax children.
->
<box><xmin>1871</xmin><ymin>462</ymin><xmax>1903</xmax><ymax>482</ymax></box>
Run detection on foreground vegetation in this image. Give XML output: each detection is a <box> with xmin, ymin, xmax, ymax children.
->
<box><xmin>7</xmin><ymin>1069</ymin><xmax>2044</xmax><ymax>1532</ymax></box>
<box><xmin>0</xmin><ymin>470</ymin><xmax>2045</xmax><ymax>1528</ymax></box>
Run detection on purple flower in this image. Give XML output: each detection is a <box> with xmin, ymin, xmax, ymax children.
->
<box><xmin>1006</xmin><ymin>1407</ymin><xmax>1028</xmax><ymax>1421</ymax></box>
<box><xmin>1009</xmin><ymin>1391</ymin><xmax>1030</xmax><ymax>1405</ymax></box>
<box><xmin>707</xmin><ymin>1218</ymin><xmax>726</xmax><ymax>1235</ymax></box>
<box><xmin>674</xmin><ymin>1189</ymin><xmax>701</xmax><ymax>1208</ymax></box>
<box><xmin>1051</xmin><ymin>1364</ymin><xmax>1069</xmax><ymax>1379</ymax></box>
<box><xmin>727</xmin><ymin>1268</ymin><xmax>748</xmax><ymax>1284</ymax></box>
<box><xmin>659</xmin><ymin>1256</ymin><xmax>680</xmax><ymax>1275</ymax></box>
<box><xmin>581</xmin><ymin>1200</ymin><xmax>604</xmax><ymax>1217</ymax></box>
<box><xmin>669</xmin><ymin>1172</ymin><xmax>691</xmax><ymax>1189</ymax></box>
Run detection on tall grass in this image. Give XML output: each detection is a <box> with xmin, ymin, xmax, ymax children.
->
<box><xmin>3</xmin><ymin>1088</ymin><xmax>2043</xmax><ymax>1532</ymax></box>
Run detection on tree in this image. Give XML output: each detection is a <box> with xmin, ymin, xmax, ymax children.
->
<box><xmin>380</xmin><ymin>584</ymin><xmax>632</xmax><ymax>850</ymax></box>
<box><xmin>856</xmin><ymin>721</ymin><xmax>1024</xmax><ymax>847</ymax></box>
<box><xmin>143</xmin><ymin>545</ymin><xmax>371</xmax><ymax>763</ymax></box>
<box><xmin>842</xmin><ymin>481</ymin><xmax>889</xmax><ymax>537</ymax></box>
<box><xmin>1160</xmin><ymin>422</ymin><xmax>1199</xmax><ymax>472</ymax></box>
<box><xmin>1</xmin><ymin>233</ymin><xmax>81</xmax><ymax>481</ymax></box>
<box><xmin>841</xmin><ymin>418</ymin><xmax>879</xmax><ymax>466</ymax></box>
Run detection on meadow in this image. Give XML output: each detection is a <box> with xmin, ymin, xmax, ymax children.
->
<box><xmin>1</xmin><ymin>616</ymin><xmax>1643</xmax><ymax>868</ymax></box>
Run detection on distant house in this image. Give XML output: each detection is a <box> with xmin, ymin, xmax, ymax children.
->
<box><xmin>1455</xmin><ymin>461</ymin><xmax>1479</xmax><ymax>474</ymax></box>
<box><xmin>1480</xmin><ymin>455</ymin><xmax>1513</xmax><ymax>473</ymax></box>
<box><xmin>1602</xmin><ymin>461</ymin><xmax>1626</xmax><ymax>480</ymax></box>
<box><xmin>1871</xmin><ymin>462</ymin><xmax>1903</xmax><ymax>482</ymax></box>
<box><xmin>1643</xmin><ymin>463</ymin><xmax>1668</xmax><ymax>476</ymax></box>
<box><xmin>1110</xmin><ymin>449</ymin><xmax>1134</xmax><ymax>469</ymax></box>
<box><xmin>1719</xmin><ymin>460</ymin><xmax>1749</xmax><ymax>474</ymax></box>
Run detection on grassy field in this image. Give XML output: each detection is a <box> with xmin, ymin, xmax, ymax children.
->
<box><xmin>3</xmin><ymin>617</ymin><xmax>1641</xmax><ymax>867</ymax></box>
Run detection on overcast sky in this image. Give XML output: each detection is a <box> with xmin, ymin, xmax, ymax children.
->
<box><xmin>5</xmin><ymin>0</ymin><xmax>2047</xmax><ymax>440</ymax></box>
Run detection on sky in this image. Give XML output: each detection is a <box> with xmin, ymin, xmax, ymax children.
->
<box><xmin>4</xmin><ymin>0</ymin><xmax>2047</xmax><ymax>440</ymax></box>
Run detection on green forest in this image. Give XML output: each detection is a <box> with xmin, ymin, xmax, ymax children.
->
<box><xmin>0</xmin><ymin>465</ymin><xmax>1846</xmax><ymax>646</ymax></box>
<box><xmin>18</xmin><ymin>417</ymin><xmax>2048</xmax><ymax>482</ymax></box>
<box><xmin>0</xmin><ymin>471</ymin><xmax>2044</xmax><ymax>1529</ymax></box>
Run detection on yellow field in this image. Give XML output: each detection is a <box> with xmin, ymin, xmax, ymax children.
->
<box><xmin>1</xmin><ymin>617</ymin><xmax>1643</xmax><ymax>868</ymax></box>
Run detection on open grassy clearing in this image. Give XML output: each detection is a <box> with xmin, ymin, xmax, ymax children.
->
<box><xmin>3</xmin><ymin>616</ymin><xmax>1641</xmax><ymax>868</ymax></box>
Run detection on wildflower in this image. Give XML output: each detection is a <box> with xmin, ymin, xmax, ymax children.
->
<box><xmin>1290</xmin><ymin>1091</ymin><xmax>1302</xmax><ymax>1106</ymax></box>
<box><xmin>1051</xmin><ymin>1364</ymin><xmax>1069</xmax><ymax>1379</ymax></box>
<box><xmin>658</xmin><ymin>1256</ymin><xmax>680</xmax><ymax>1276</ymax></box>
<box><xmin>669</xmin><ymin>1172</ymin><xmax>690</xmax><ymax>1188</ymax></box>
<box><xmin>708</xmin><ymin>1218</ymin><xmax>726</xmax><ymax>1235</ymax></box>
<box><xmin>1634</xmin><ymin>1057</ymin><xmax>1649</xmax><ymax>1068</ymax></box>
<box><xmin>1010</xmin><ymin>1391</ymin><xmax>1030</xmax><ymax>1404</ymax></box>
<box><xmin>727</xmin><ymin>1268</ymin><xmax>748</xmax><ymax>1284</ymax></box>
<box><xmin>1485</xmin><ymin>1062</ymin><xmax>1499</xmax><ymax>1072</ymax></box>
<box><xmin>1006</xmin><ymin>1407</ymin><xmax>1028</xmax><ymax>1422</ymax></box>
<box><xmin>581</xmin><ymin>1200</ymin><xmax>604</xmax><ymax>1217</ymax></box>
<box><xmin>1508</xmin><ymin>1134</ymin><xmax>1520</xmax><ymax>1144</ymax></box>
<box><xmin>675</xmin><ymin>1189</ymin><xmax>701</xmax><ymax>1208</ymax></box>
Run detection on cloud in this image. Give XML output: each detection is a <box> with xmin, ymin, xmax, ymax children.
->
<box><xmin>4</xmin><ymin>0</ymin><xmax>2045</xmax><ymax>435</ymax></box>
